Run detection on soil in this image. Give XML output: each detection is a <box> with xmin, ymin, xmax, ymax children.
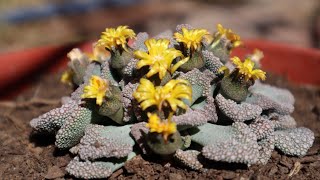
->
<box><xmin>0</xmin><ymin>72</ymin><xmax>319</xmax><ymax>180</ymax></box>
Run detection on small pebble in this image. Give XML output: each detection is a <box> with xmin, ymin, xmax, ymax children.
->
<box><xmin>44</xmin><ymin>166</ymin><xmax>64</xmax><ymax>179</ymax></box>
<box><xmin>268</xmin><ymin>166</ymin><xmax>278</xmax><ymax>176</ymax></box>
<box><xmin>169</xmin><ymin>173</ymin><xmax>183</xmax><ymax>180</ymax></box>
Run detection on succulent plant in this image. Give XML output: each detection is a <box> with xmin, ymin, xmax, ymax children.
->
<box><xmin>30</xmin><ymin>24</ymin><xmax>315</xmax><ymax>179</ymax></box>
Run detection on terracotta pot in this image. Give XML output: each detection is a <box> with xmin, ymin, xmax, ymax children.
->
<box><xmin>0</xmin><ymin>40</ymin><xmax>319</xmax><ymax>99</ymax></box>
<box><xmin>0</xmin><ymin>42</ymin><xmax>93</xmax><ymax>99</ymax></box>
<box><xmin>232</xmin><ymin>40</ymin><xmax>320</xmax><ymax>85</ymax></box>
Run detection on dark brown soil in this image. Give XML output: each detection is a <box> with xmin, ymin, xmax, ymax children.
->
<box><xmin>0</xmin><ymin>72</ymin><xmax>319</xmax><ymax>180</ymax></box>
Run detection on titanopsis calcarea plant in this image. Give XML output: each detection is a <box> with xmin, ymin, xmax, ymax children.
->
<box><xmin>30</xmin><ymin>24</ymin><xmax>314</xmax><ymax>179</ymax></box>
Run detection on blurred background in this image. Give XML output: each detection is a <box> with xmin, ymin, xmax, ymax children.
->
<box><xmin>0</xmin><ymin>0</ymin><xmax>320</xmax><ymax>52</ymax></box>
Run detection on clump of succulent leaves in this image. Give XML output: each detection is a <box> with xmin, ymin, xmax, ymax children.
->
<box><xmin>30</xmin><ymin>24</ymin><xmax>315</xmax><ymax>179</ymax></box>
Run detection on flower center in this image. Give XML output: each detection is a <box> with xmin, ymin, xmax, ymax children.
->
<box><xmin>154</xmin><ymin>55</ymin><xmax>164</xmax><ymax>61</ymax></box>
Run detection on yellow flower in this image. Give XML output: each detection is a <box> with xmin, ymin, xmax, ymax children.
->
<box><xmin>216</xmin><ymin>24</ymin><xmax>242</xmax><ymax>48</ymax></box>
<box><xmin>146</xmin><ymin>113</ymin><xmax>162</xmax><ymax>133</ymax></box>
<box><xmin>218</xmin><ymin>66</ymin><xmax>230</xmax><ymax>76</ymax></box>
<box><xmin>217</xmin><ymin>23</ymin><xmax>228</xmax><ymax>35</ymax></box>
<box><xmin>249</xmin><ymin>48</ymin><xmax>264</xmax><ymax>64</ymax></box>
<box><xmin>87</xmin><ymin>43</ymin><xmax>110</xmax><ymax>62</ymax></box>
<box><xmin>97</xmin><ymin>26</ymin><xmax>136</xmax><ymax>52</ymax></box>
<box><xmin>134</xmin><ymin>38</ymin><xmax>188</xmax><ymax>79</ymax></box>
<box><xmin>60</xmin><ymin>69</ymin><xmax>74</xmax><ymax>85</ymax></box>
<box><xmin>231</xmin><ymin>56</ymin><xmax>266</xmax><ymax>81</ymax></box>
<box><xmin>81</xmin><ymin>75</ymin><xmax>110</xmax><ymax>105</ymax></box>
<box><xmin>174</xmin><ymin>28</ymin><xmax>209</xmax><ymax>51</ymax></box>
<box><xmin>67</xmin><ymin>48</ymin><xmax>89</xmax><ymax>64</ymax></box>
<box><xmin>133</xmin><ymin>78</ymin><xmax>192</xmax><ymax>111</ymax></box>
<box><xmin>146</xmin><ymin>113</ymin><xmax>177</xmax><ymax>141</ymax></box>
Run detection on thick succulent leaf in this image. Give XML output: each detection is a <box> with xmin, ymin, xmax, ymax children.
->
<box><xmin>202</xmin><ymin>122</ymin><xmax>260</xmax><ymax>166</ymax></box>
<box><xmin>100</xmin><ymin>60</ymin><xmax>118</xmax><ymax>86</ymax></box>
<box><xmin>131</xmin><ymin>32</ymin><xmax>149</xmax><ymax>51</ymax></box>
<box><xmin>274</xmin><ymin>127</ymin><xmax>314</xmax><ymax>156</ymax></box>
<box><xmin>55</xmin><ymin>106</ymin><xmax>92</xmax><ymax>149</ymax></box>
<box><xmin>122</xmin><ymin>82</ymin><xmax>139</xmax><ymax>122</ymax></box>
<box><xmin>270</xmin><ymin>114</ymin><xmax>297</xmax><ymax>130</ymax></box>
<box><xmin>130</xmin><ymin>122</ymin><xmax>150</xmax><ymax>154</ymax></box>
<box><xmin>66</xmin><ymin>152</ymin><xmax>136</xmax><ymax>179</ymax></box>
<box><xmin>246</xmin><ymin>82</ymin><xmax>294</xmax><ymax>115</ymax></box>
<box><xmin>257</xmin><ymin>134</ymin><xmax>275</xmax><ymax>165</ymax></box>
<box><xmin>174</xmin><ymin>96</ymin><xmax>218</xmax><ymax>130</ymax></box>
<box><xmin>178</xmin><ymin>68</ymin><xmax>216</xmax><ymax>104</ymax></box>
<box><xmin>83</xmin><ymin>63</ymin><xmax>102</xmax><ymax>83</ymax></box>
<box><xmin>189</xmin><ymin>123</ymin><xmax>234</xmax><ymax>147</ymax></box>
<box><xmin>30</xmin><ymin>100</ymin><xmax>78</xmax><ymax>133</ymax></box>
<box><xmin>74</xmin><ymin>124</ymin><xmax>134</xmax><ymax>161</ymax></box>
<box><xmin>249</xmin><ymin>116</ymin><xmax>274</xmax><ymax>140</ymax></box>
<box><xmin>202</xmin><ymin>50</ymin><xmax>224</xmax><ymax>75</ymax></box>
<box><xmin>174</xmin><ymin>149</ymin><xmax>203</xmax><ymax>170</ymax></box>
<box><xmin>216</xmin><ymin>94</ymin><xmax>262</xmax><ymax>122</ymax></box>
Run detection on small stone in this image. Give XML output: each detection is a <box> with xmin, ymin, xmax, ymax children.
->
<box><xmin>268</xmin><ymin>166</ymin><xmax>278</xmax><ymax>176</ymax></box>
<box><xmin>221</xmin><ymin>171</ymin><xmax>237</xmax><ymax>179</ymax></box>
<box><xmin>44</xmin><ymin>166</ymin><xmax>65</xmax><ymax>179</ymax></box>
<box><xmin>27</xmin><ymin>144</ymin><xmax>43</xmax><ymax>156</ymax></box>
<box><xmin>169</xmin><ymin>173</ymin><xmax>183</xmax><ymax>180</ymax></box>
<box><xmin>239</xmin><ymin>177</ymin><xmax>249</xmax><ymax>180</ymax></box>
<box><xmin>271</xmin><ymin>151</ymin><xmax>280</xmax><ymax>160</ymax></box>
<box><xmin>54</xmin><ymin>156</ymin><xmax>70</xmax><ymax>167</ymax></box>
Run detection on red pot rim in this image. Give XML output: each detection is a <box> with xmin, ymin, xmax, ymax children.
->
<box><xmin>232</xmin><ymin>39</ymin><xmax>320</xmax><ymax>85</ymax></box>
